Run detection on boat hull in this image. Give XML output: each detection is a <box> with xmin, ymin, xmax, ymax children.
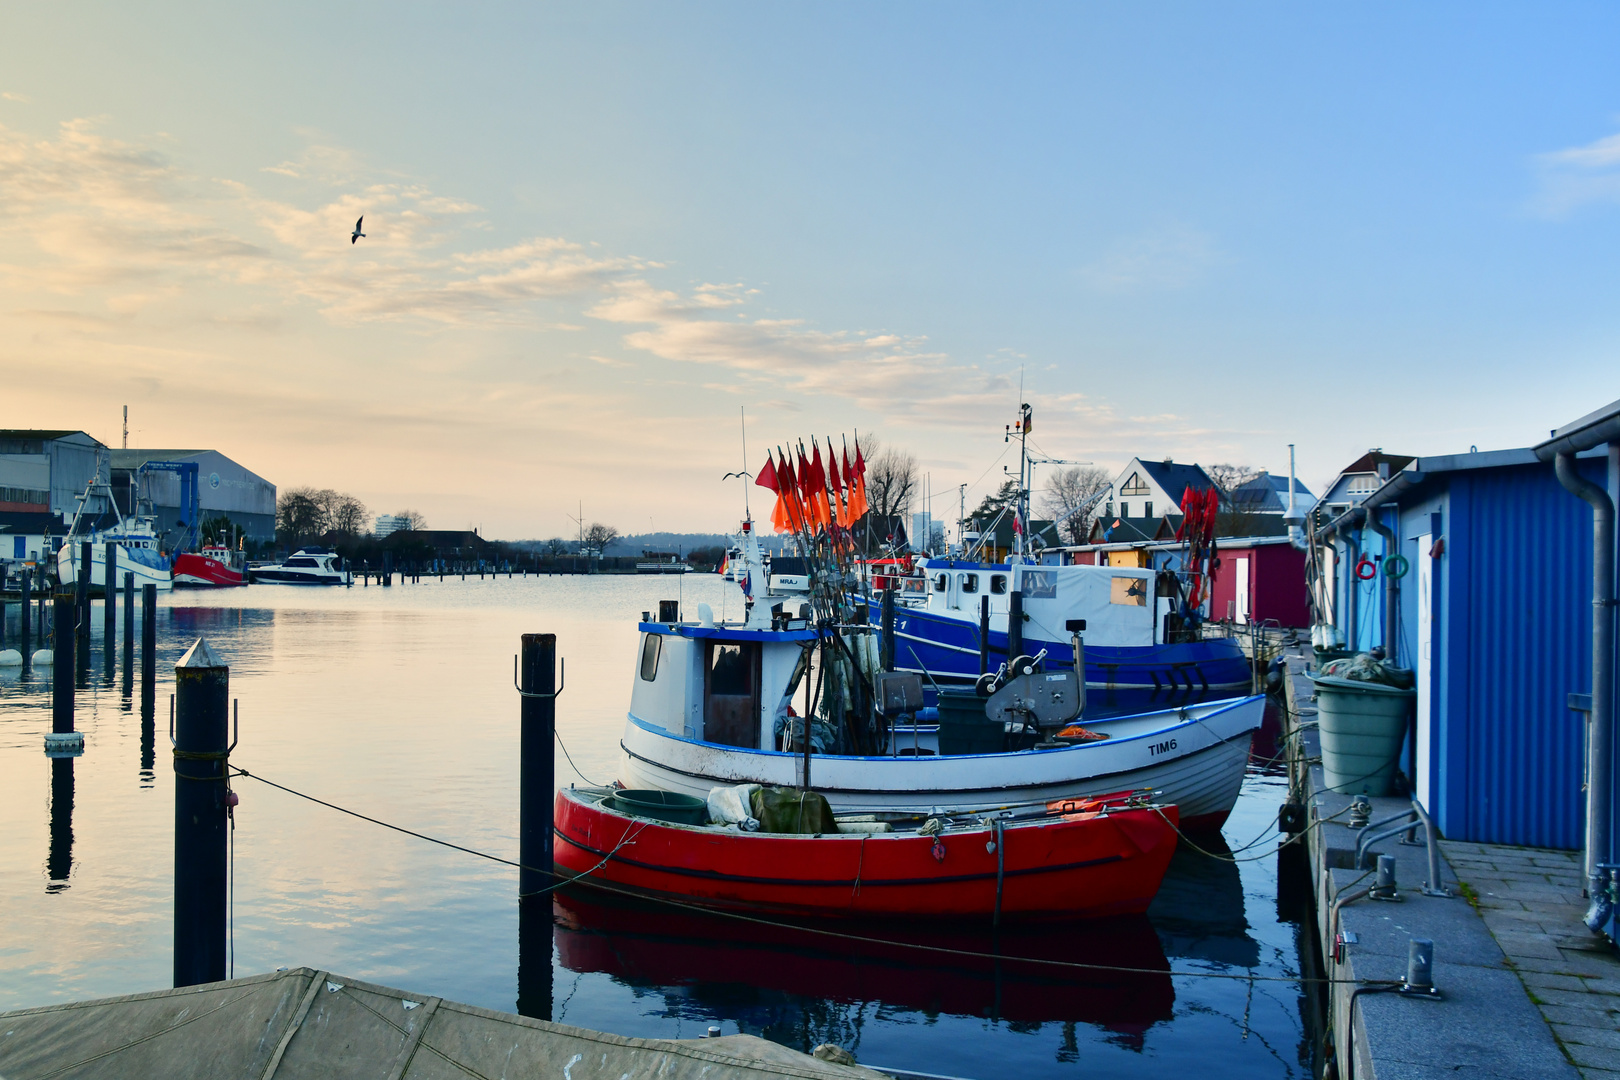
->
<box><xmin>553</xmin><ymin>788</ymin><xmax>1179</xmax><ymax>920</ymax></box>
<box><xmin>55</xmin><ymin>543</ymin><xmax>172</xmax><ymax>591</ymax></box>
<box><xmin>250</xmin><ymin>569</ymin><xmax>348</xmax><ymax>585</ymax></box>
<box><xmin>172</xmin><ymin>553</ymin><xmax>246</xmax><ymax>588</ymax></box>
<box><xmin>884</xmin><ymin>606</ymin><xmax>1253</xmax><ymax>718</ymax></box>
<box><xmin>620</xmin><ymin>695</ymin><xmax>1265</xmax><ymax>830</ymax></box>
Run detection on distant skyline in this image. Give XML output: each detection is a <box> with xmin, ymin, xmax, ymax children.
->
<box><xmin>2</xmin><ymin>4</ymin><xmax>1618</xmax><ymax>538</ymax></box>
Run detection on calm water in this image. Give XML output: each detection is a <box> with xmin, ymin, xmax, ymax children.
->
<box><xmin>0</xmin><ymin>576</ymin><xmax>1316</xmax><ymax>1078</ymax></box>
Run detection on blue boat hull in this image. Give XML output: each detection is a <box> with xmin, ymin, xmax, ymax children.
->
<box><xmin>882</xmin><ymin>606</ymin><xmax>1253</xmax><ymax>718</ymax></box>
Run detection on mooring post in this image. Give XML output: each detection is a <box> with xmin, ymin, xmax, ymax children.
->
<box><xmin>1007</xmin><ymin>589</ymin><xmax>1025</xmax><ymax>660</ymax></box>
<box><xmin>123</xmin><ymin>572</ymin><xmax>134</xmax><ymax>683</ymax></box>
<box><xmin>880</xmin><ymin>588</ymin><xmax>896</xmax><ymax>672</ymax></box>
<box><xmin>77</xmin><ymin>541</ymin><xmax>91</xmax><ymax>646</ymax></box>
<box><xmin>518</xmin><ymin>633</ymin><xmax>557</xmax><ymax>898</ymax></box>
<box><xmin>103</xmin><ymin>543</ymin><xmax>117</xmax><ymax>655</ymax></box>
<box><xmin>19</xmin><ymin>568</ymin><xmax>30</xmax><ymax>653</ymax></box>
<box><xmin>141</xmin><ymin>583</ymin><xmax>157</xmax><ymax>707</ymax></box>
<box><xmin>173</xmin><ymin>637</ymin><xmax>230</xmax><ymax>988</ymax></box>
<box><xmin>979</xmin><ymin>595</ymin><xmax>991</xmax><ymax>674</ymax></box>
<box><xmin>48</xmin><ymin>593</ymin><xmax>82</xmax><ymax>754</ymax></box>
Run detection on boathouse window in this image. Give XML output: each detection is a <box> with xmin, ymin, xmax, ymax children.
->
<box><xmin>990</xmin><ymin>574</ymin><xmax>1007</xmax><ymax>594</ymax></box>
<box><xmin>639</xmin><ymin>633</ymin><xmax>661</xmax><ymax>681</ymax></box>
<box><xmin>960</xmin><ymin>573</ymin><xmax>978</xmax><ymax>594</ymax></box>
<box><xmin>933</xmin><ymin>573</ymin><xmax>948</xmax><ymax>592</ymax></box>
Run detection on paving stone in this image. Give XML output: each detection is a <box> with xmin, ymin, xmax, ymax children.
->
<box><xmin>1542</xmin><ymin>1003</ymin><xmax>1620</xmax><ymax>1030</ymax></box>
<box><xmin>1579</xmin><ymin>979</ymin><xmax>1620</xmax><ymax>996</ymax></box>
<box><xmin>1555</xmin><ymin>1024</ymin><xmax>1620</xmax><ymax>1050</ymax></box>
<box><xmin>1567</xmin><ymin>1042</ymin><xmax>1620</xmax><ymax>1070</ymax></box>
<box><xmin>1494</xmin><ymin>933</ymin><xmax>1568</xmax><ymax>960</ymax></box>
<box><xmin>1477</xmin><ymin>896</ymin><xmax>1530</xmax><ymax>911</ymax></box>
<box><xmin>1543</xmin><ymin>987</ymin><xmax>1620</xmax><ymax>1009</ymax></box>
<box><xmin>1525</xmin><ymin>972</ymin><xmax>1594</xmax><ymax>992</ymax></box>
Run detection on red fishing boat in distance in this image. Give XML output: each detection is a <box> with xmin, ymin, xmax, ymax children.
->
<box><xmin>552</xmin><ymin>786</ymin><xmax>1179</xmax><ymax>921</ymax></box>
<box><xmin>172</xmin><ymin>544</ymin><xmax>248</xmax><ymax>588</ymax></box>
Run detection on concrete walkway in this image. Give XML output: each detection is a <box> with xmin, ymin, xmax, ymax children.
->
<box><xmin>1442</xmin><ymin>841</ymin><xmax>1620</xmax><ymax>1077</ymax></box>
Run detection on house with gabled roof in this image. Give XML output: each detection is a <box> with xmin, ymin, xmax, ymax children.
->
<box><xmin>1102</xmin><ymin>457</ymin><xmax>1217</xmax><ymax>523</ymax></box>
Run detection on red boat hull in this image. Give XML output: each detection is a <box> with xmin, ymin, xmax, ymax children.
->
<box><xmin>553</xmin><ymin>789</ymin><xmax>1179</xmax><ymax>920</ymax></box>
<box><xmin>172</xmin><ymin>552</ymin><xmax>246</xmax><ymax>588</ymax></box>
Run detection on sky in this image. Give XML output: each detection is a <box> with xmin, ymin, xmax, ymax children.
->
<box><xmin>2</xmin><ymin>3</ymin><xmax>1619</xmax><ymax>539</ymax></box>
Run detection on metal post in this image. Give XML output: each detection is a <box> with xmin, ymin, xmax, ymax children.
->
<box><xmin>104</xmin><ymin>543</ymin><xmax>117</xmax><ymax>655</ymax></box>
<box><xmin>77</xmin><ymin>541</ymin><xmax>91</xmax><ymax>646</ymax></box>
<box><xmin>519</xmin><ymin>633</ymin><xmax>556</xmax><ymax>898</ymax></box>
<box><xmin>979</xmin><ymin>595</ymin><xmax>991</xmax><ymax>675</ymax></box>
<box><xmin>141</xmin><ymin>584</ymin><xmax>157</xmax><ymax>706</ymax></box>
<box><xmin>1008</xmin><ymin>589</ymin><xmax>1024</xmax><ymax>660</ymax></box>
<box><xmin>173</xmin><ymin>638</ymin><xmax>230</xmax><ymax>988</ymax></box>
<box><xmin>123</xmin><ymin>572</ymin><xmax>135</xmax><ymax>683</ymax></box>
<box><xmin>51</xmin><ymin>594</ymin><xmax>75</xmax><ymax>737</ymax></box>
<box><xmin>19</xmin><ymin>568</ymin><xmax>30</xmax><ymax>653</ymax></box>
<box><xmin>880</xmin><ymin>588</ymin><xmax>896</xmax><ymax>672</ymax></box>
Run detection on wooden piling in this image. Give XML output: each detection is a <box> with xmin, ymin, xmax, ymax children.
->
<box><xmin>19</xmin><ymin>568</ymin><xmax>30</xmax><ymax>649</ymax></box>
<box><xmin>172</xmin><ymin>638</ymin><xmax>230</xmax><ymax>988</ymax></box>
<box><xmin>52</xmin><ymin>594</ymin><xmax>75</xmax><ymax>734</ymax></box>
<box><xmin>141</xmin><ymin>584</ymin><xmax>157</xmax><ymax>706</ymax></box>
<box><xmin>76</xmin><ymin>541</ymin><xmax>91</xmax><ymax>646</ymax></box>
<box><xmin>518</xmin><ymin>633</ymin><xmax>556</xmax><ymax>899</ymax></box>
<box><xmin>1007</xmin><ymin>589</ymin><xmax>1024</xmax><ymax>660</ymax></box>
<box><xmin>979</xmin><ymin>595</ymin><xmax>991</xmax><ymax>674</ymax></box>
<box><xmin>103</xmin><ymin>544</ymin><xmax>117</xmax><ymax>654</ymax></box>
<box><xmin>880</xmin><ymin>588</ymin><xmax>896</xmax><ymax>672</ymax></box>
<box><xmin>122</xmin><ymin>572</ymin><xmax>134</xmax><ymax>682</ymax></box>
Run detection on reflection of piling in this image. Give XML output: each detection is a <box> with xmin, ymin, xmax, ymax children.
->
<box><xmin>519</xmin><ymin>633</ymin><xmax>557</xmax><ymax>898</ymax></box>
<box><xmin>173</xmin><ymin>638</ymin><xmax>230</xmax><ymax>988</ymax></box>
<box><xmin>141</xmin><ymin>584</ymin><xmax>157</xmax><ymax>709</ymax></box>
<box><xmin>517</xmin><ymin>894</ymin><xmax>554</xmax><ymax>1022</ymax></box>
<box><xmin>47</xmin><ymin>757</ymin><xmax>75</xmax><ymax>892</ymax></box>
<box><xmin>123</xmin><ymin>572</ymin><xmax>134</xmax><ymax>684</ymax></box>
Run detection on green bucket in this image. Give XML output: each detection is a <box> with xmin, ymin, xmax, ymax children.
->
<box><xmin>606</xmin><ymin>789</ymin><xmax>709</xmax><ymax>825</ymax></box>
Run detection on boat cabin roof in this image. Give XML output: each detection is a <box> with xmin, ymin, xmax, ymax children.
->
<box><xmin>638</xmin><ymin>621</ymin><xmax>819</xmax><ymax>642</ymax></box>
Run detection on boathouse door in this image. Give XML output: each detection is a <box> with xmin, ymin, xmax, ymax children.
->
<box><xmin>1415</xmin><ymin>533</ymin><xmax>1433</xmax><ymax>809</ymax></box>
<box><xmin>704</xmin><ymin>641</ymin><xmax>762</xmax><ymax>749</ymax></box>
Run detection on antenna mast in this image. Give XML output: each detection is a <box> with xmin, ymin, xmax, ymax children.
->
<box><xmin>122</xmin><ymin>405</ymin><xmax>128</xmax><ymax>450</ymax></box>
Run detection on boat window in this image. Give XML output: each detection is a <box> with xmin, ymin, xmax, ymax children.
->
<box><xmin>1022</xmin><ymin>569</ymin><xmax>1058</xmax><ymax>599</ymax></box>
<box><xmin>932</xmin><ymin>573</ymin><xmax>948</xmax><ymax>593</ymax></box>
<box><xmin>960</xmin><ymin>573</ymin><xmax>978</xmax><ymax>594</ymax></box>
<box><xmin>990</xmin><ymin>574</ymin><xmax>1007</xmax><ymax>594</ymax></box>
<box><xmin>286</xmin><ymin>557</ymin><xmax>318</xmax><ymax>567</ymax></box>
<box><xmin>638</xmin><ymin>633</ymin><xmax>661</xmax><ymax>681</ymax></box>
<box><xmin>1111</xmin><ymin>576</ymin><xmax>1148</xmax><ymax>606</ymax></box>
<box><xmin>709</xmin><ymin>644</ymin><xmax>753</xmax><ymax>695</ymax></box>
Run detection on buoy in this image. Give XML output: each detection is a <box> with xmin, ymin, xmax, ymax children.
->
<box><xmin>0</xmin><ymin>648</ymin><xmax>22</xmax><ymax>667</ymax></box>
<box><xmin>31</xmin><ymin>648</ymin><xmax>53</xmax><ymax>666</ymax></box>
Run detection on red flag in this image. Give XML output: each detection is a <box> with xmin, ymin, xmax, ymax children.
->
<box><xmin>809</xmin><ymin>442</ymin><xmax>832</xmax><ymax>530</ymax></box>
<box><xmin>755</xmin><ymin>454</ymin><xmax>778</xmax><ymax>493</ymax></box>
<box><xmin>772</xmin><ymin>450</ymin><xmax>795</xmax><ymax>533</ymax></box>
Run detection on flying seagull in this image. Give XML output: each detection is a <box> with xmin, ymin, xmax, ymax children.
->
<box><xmin>351</xmin><ymin>216</ymin><xmax>365</xmax><ymax>244</ymax></box>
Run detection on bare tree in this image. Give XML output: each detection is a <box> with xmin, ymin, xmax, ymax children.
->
<box><xmin>276</xmin><ymin>486</ymin><xmax>329</xmax><ymax>546</ymax></box>
<box><xmin>544</xmin><ymin>537</ymin><xmax>572</xmax><ymax>558</ymax></box>
<box><xmin>582</xmin><ymin>522</ymin><xmax>620</xmax><ymax>555</ymax></box>
<box><xmin>1206</xmin><ymin>463</ymin><xmax>1262</xmax><ymax>496</ymax></box>
<box><xmin>1039</xmin><ymin>465</ymin><xmax>1112</xmax><ymax>545</ymax></box>
<box><xmin>329</xmin><ymin>494</ymin><xmax>370</xmax><ymax>537</ymax></box>
<box><xmin>392</xmin><ymin>508</ymin><xmax>428</xmax><ymax>532</ymax></box>
<box><xmin>864</xmin><ymin>441</ymin><xmax>918</xmax><ymax>521</ymax></box>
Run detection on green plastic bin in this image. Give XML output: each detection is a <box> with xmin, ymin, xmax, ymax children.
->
<box><xmin>606</xmin><ymin>789</ymin><xmax>709</xmax><ymax>825</ymax></box>
<box><xmin>1310</xmin><ymin>674</ymin><xmax>1415</xmax><ymax>796</ymax></box>
<box><xmin>935</xmin><ymin>689</ymin><xmax>1005</xmax><ymax>756</ymax></box>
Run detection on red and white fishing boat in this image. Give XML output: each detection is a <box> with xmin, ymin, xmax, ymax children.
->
<box><xmin>172</xmin><ymin>544</ymin><xmax>248</xmax><ymax>588</ymax></box>
<box><xmin>553</xmin><ymin>786</ymin><xmax>1179</xmax><ymax>921</ymax></box>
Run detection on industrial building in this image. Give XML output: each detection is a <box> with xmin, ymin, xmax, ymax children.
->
<box><xmin>0</xmin><ymin>429</ymin><xmax>111</xmax><ymax>563</ymax></box>
<box><xmin>111</xmin><ymin>449</ymin><xmax>277</xmax><ymax>544</ymax></box>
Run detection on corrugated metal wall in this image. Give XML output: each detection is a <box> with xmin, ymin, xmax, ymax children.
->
<box><xmin>1447</xmin><ymin>460</ymin><xmax>1594</xmax><ymax>849</ymax></box>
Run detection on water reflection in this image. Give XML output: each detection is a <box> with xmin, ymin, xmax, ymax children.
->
<box><xmin>47</xmin><ymin>757</ymin><xmax>74</xmax><ymax>893</ymax></box>
<box><xmin>553</xmin><ymin>889</ymin><xmax>1174</xmax><ymax>1043</ymax></box>
<box><xmin>1150</xmin><ymin>835</ymin><xmax>1260</xmax><ymax>970</ymax></box>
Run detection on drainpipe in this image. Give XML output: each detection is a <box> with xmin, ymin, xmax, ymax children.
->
<box><xmin>1284</xmin><ymin>442</ymin><xmax>1308</xmax><ymax>551</ymax></box>
<box><xmin>1365</xmin><ymin>508</ymin><xmax>1400</xmax><ymax>667</ymax></box>
<box><xmin>1555</xmin><ymin>452</ymin><xmax>1615</xmax><ymax>917</ymax></box>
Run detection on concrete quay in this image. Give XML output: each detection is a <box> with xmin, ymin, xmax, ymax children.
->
<box><xmin>1285</xmin><ymin>653</ymin><xmax>1582</xmax><ymax>1079</ymax></box>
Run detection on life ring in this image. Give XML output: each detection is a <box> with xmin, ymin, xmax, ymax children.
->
<box><xmin>1354</xmin><ymin>556</ymin><xmax>1377</xmax><ymax>581</ymax></box>
<box><xmin>1384</xmin><ymin>554</ymin><xmax>1410</xmax><ymax>580</ymax></box>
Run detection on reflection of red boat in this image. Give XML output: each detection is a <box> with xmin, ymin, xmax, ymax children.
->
<box><xmin>172</xmin><ymin>545</ymin><xmax>247</xmax><ymax>588</ymax></box>
<box><xmin>553</xmin><ymin>787</ymin><xmax>1179</xmax><ymax>920</ymax></box>
<box><xmin>553</xmin><ymin>888</ymin><xmax>1175</xmax><ymax>1032</ymax></box>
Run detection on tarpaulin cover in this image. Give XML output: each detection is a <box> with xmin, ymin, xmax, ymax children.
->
<box><xmin>0</xmin><ymin>967</ymin><xmax>888</xmax><ymax>1080</ymax></box>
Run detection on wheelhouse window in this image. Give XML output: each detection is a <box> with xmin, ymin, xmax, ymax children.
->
<box><xmin>990</xmin><ymin>574</ymin><xmax>1007</xmax><ymax>594</ymax></box>
<box><xmin>639</xmin><ymin>633</ymin><xmax>661</xmax><ymax>681</ymax></box>
<box><xmin>709</xmin><ymin>643</ymin><xmax>753</xmax><ymax>695</ymax></box>
<box><xmin>960</xmin><ymin>573</ymin><xmax>979</xmax><ymax>594</ymax></box>
<box><xmin>933</xmin><ymin>573</ymin><xmax>948</xmax><ymax>592</ymax></box>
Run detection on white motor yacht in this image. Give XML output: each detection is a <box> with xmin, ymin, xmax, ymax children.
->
<box><xmin>252</xmin><ymin>549</ymin><xmax>350</xmax><ymax>586</ymax></box>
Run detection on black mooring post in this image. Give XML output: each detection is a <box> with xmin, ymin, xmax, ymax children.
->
<box><xmin>77</xmin><ymin>541</ymin><xmax>91</xmax><ymax>646</ymax></box>
<box><xmin>1007</xmin><ymin>589</ymin><xmax>1024</xmax><ymax>661</ymax></box>
<box><xmin>173</xmin><ymin>637</ymin><xmax>230</xmax><ymax>988</ymax></box>
<box><xmin>880</xmin><ymin>588</ymin><xmax>896</xmax><ymax>672</ymax></box>
<box><xmin>123</xmin><ymin>572</ymin><xmax>135</xmax><ymax>684</ymax></box>
<box><xmin>103</xmin><ymin>543</ymin><xmax>117</xmax><ymax>657</ymax></box>
<box><xmin>52</xmin><ymin>594</ymin><xmax>75</xmax><ymax>735</ymax></box>
<box><xmin>19</xmin><ymin>570</ymin><xmax>30</xmax><ymax>654</ymax></box>
<box><xmin>979</xmin><ymin>595</ymin><xmax>991</xmax><ymax>675</ymax></box>
<box><xmin>519</xmin><ymin>633</ymin><xmax>557</xmax><ymax>899</ymax></box>
<box><xmin>141</xmin><ymin>584</ymin><xmax>157</xmax><ymax>708</ymax></box>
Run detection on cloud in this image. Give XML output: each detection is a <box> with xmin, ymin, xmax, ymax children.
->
<box><xmin>1532</xmin><ymin>130</ymin><xmax>1620</xmax><ymax>216</ymax></box>
<box><xmin>1</xmin><ymin>92</ymin><xmax>29</xmax><ymax>103</ymax></box>
<box><xmin>1078</xmin><ymin>223</ymin><xmax>1216</xmax><ymax>292</ymax></box>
